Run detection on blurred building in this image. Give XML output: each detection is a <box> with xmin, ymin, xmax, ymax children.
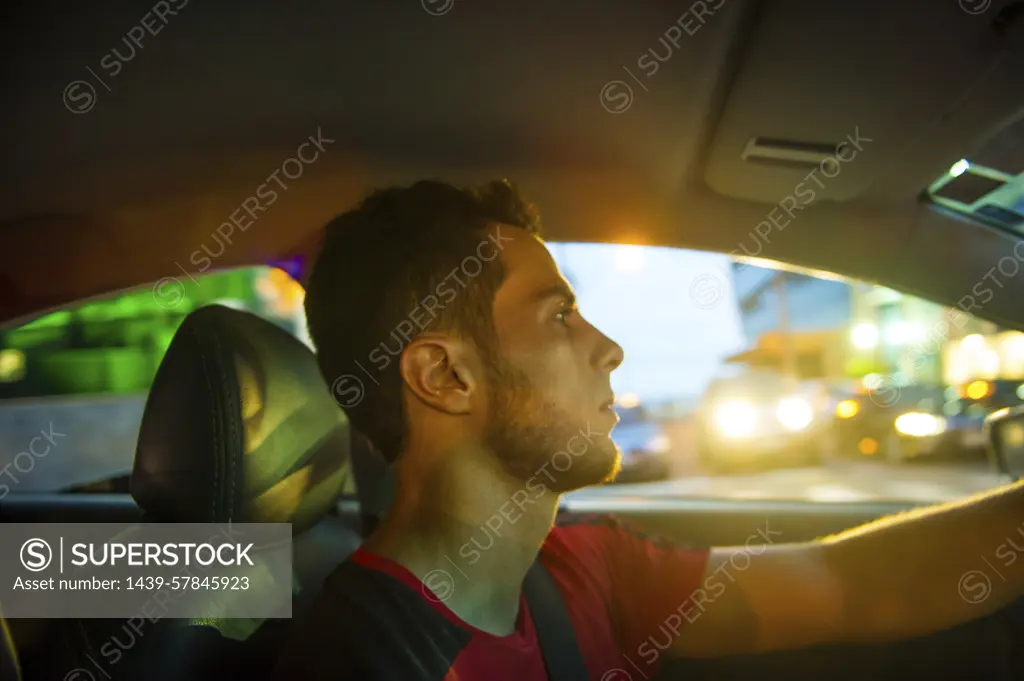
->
<box><xmin>731</xmin><ymin>264</ymin><xmax>853</xmax><ymax>338</ymax></box>
<box><xmin>848</xmin><ymin>285</ymin><xmax>947</xmax><ymax>384</ymax></box>
<box><xmin>845</xmin><ymin>285</ymin><xmax>1017</xmax><ymax>386</ymax></box>
<box><xmin>943</xmin><ymin>330</ymin><xmax>1024</xmax><ymax>385</ymax></box>
<box><xmin>730</xmin><ymin>259</ymin><xmax>1024</xmax><ymax>388</ymax></box>
<box><xmin>728</xmin><ymin>262</ymin><xmax>853</xmax><ymax>382</ymax></box>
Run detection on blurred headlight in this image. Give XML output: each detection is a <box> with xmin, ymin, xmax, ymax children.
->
<box><xmin>894</xmin><ymin>412</ymin><xmax>946</xmax><ymax>437</ymax></box>
<box><xmin>777</xmin><ymin>397</ymin><xmax>813</xmax><ymax>431</ymax></box>
<box><xmin>836</xmin><ymin>399</ymin><xmax>859</xmax><ymax>419</ymax></box>
<box><xmin>644</xmin><ymin>434</ymin><xmax>671</xmax><ymax>453</ymax></box>
<box><xmin>714</xmin><ymin>401</ymin><xmax>757</xmax><ymax>438</ymax></box>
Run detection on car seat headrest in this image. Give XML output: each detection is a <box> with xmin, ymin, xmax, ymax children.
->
<box><xmin>131</xmin><ymin>304</ymin><xmax>351</xmax><ymax>532</ymax></box>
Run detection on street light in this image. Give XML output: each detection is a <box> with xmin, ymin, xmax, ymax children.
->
<box><xmin>884</xmin><ymin>321</ymin><xmax>925</xmax><ymax>345</ymax></box>
<box><xmin>962</xmin><ymin>334</ymin><xmax>986</xmax><ymax>350</ymax></box>
<box><xmin>851</xmin><ymin>323</ymin><xmax>879</xmax><ymax>349</ymax></box>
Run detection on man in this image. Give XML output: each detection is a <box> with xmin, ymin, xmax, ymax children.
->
<box><xmin>276</xmin><ymin>179</ymin><xmax>1024</xmax><ymax>680</ymax></box>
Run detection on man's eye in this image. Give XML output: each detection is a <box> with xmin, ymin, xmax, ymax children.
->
<box><xmin>555</xmin><ymin>308</ymin><xmax>575</xmax><ymax>325</ymax></box>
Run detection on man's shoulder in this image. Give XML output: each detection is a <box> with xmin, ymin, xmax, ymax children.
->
<box><xmin>538</xmin><ymin>513</ymin><xmax>632</xmax><ymax>581</ymax></box>
<box><xmin>544</xmin><ymin>512</ymin><xmax>706</xmax><ymax>578</ymax></box>
<box><xmin>549</xmin><ymin>511</ymin><xmax>687</xmax><ymax>551</ymax></box>
<box><xmin>273</xmin><ymin>557</ymin><xmax>470</xmax><ymax>680</ymax></box>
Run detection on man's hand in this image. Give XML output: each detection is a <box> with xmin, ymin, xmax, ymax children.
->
<box><xmin>672</xmin><ymin>480</ymin><xmax>1024</xmax><ymax>657</ymax></box>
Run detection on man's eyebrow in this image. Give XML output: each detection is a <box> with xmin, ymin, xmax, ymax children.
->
<box><xmin>531</xmin><ymin>283</ymin><xmax>576</xmax><ymax>306</ymax></box>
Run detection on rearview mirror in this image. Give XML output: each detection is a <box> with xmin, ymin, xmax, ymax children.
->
<box><xmin>986</xmin><ymin>404</ymin><xmax>1024</xmax><ymax>481</ymax></box>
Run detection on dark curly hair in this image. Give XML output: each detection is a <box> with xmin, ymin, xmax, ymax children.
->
<box><xmin>304</xmin><ymin>179</ymin><xmax>542</xmax><ymax>462</ymax></box>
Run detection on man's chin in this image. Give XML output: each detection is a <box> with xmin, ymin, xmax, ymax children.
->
<box><xmin>556</xmin><ymin>446</ymin><xmax>622</xmax><ymax>492</ymax></box>
<box><xmin>487</xmin><ymin>409</ymin><xmax>623</xmax><ymax>492</ymax></box>
<box><xmin>600</xmin><ymin>451</ymin><xmax>623</xmax><ymax>485</ymax></box>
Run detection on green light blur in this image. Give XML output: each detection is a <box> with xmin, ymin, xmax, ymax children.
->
<box><xmin>0</xmin><ymin>267</ymin><xmax>291</xmax><ymax>398</ymax></box>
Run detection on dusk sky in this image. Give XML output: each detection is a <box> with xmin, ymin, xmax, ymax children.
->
<box><xmin>548</xmin><ymin>243</ymin><xmax>748</xmax><ymax>403</ymax></box>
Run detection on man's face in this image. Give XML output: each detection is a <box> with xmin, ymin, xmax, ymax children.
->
<box><xmin>480</xmin><ymin>226</ymin><xmax>625</xmax><ymax>492</ymax></box>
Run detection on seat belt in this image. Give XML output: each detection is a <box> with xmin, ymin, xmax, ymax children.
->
<box><xmin>522</xmin><ymin>561</ymin><xmax>590</xmax><ymax>681</ymax></box>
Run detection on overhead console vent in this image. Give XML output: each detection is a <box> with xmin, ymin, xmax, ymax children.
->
<box><xmin>741</xmin><ymin>137</ymin><xmax>848</xmax><ymax>170</ymax></box>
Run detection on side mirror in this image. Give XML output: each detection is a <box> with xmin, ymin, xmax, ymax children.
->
<box><xmin>985</xmin><ymin>404</ymin><xmax>1024</xmax><ymax>481</ymax></box>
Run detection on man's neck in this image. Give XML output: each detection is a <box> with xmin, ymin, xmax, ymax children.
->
<box><xmin>362</xmin><ymin>452</ymin><xmax>560</xmax><ymax>635</ymax></box>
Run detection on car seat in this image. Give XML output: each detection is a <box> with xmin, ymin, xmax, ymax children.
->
<box><xmin>53</xmin><ymin>304</ymin><xmax>360</xmax><ymax>681</ymax></box>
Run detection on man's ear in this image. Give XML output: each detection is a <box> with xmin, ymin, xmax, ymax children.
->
<box><xmin>400</xmin><ymin>334</ymin><xmax>480</xmax><ymax>415</ymax></box>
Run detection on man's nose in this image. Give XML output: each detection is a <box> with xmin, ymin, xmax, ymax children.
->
<box><xmin>597</xmin><ymin>333</ymin><xmax>624</xmax><ymax>373</ymax></box>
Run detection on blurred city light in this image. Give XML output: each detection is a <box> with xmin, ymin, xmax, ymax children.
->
<box><xmin>884</xmin><ymin>321</ymin><xmax>924</xmax><ymax>345</ymax></box>
<box><xmin>965</xmin><ymin>380</ymin><xmax>991</xmax><ymax>400</ymax></box>
<box><xmin>836</xmin><ymin>399</ymin><xmax>859</xmax><ymax>418</ymax></box>
<box><xmin>851</xmin><ymin>322</ymin><xmax>879</xmax><ymax>349</ymax></box>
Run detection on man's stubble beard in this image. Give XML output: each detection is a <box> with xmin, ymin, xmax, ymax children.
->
<box><xmin>482</xmin><ymin>356</ymin><xmax>621</xmax><ymax>493</ymax></box>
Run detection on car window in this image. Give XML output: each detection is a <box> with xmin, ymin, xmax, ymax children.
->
<box><xmin>548</xmin><ymin>243</ymin><xmax>1023</xmax><ymax>504</ymax></box>
<box><xmin>0</xmin><ymin>266</ymin><xmax>308</xmax><ymax>496</ymax></box>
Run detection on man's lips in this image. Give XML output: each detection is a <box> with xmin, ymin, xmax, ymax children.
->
<box><xmin>598</xmin><ymin>398</ymin><xmax>619</xmax><ymax>425</ymax></box>
<box><xmin>598</xmin><ymin>395</ymin><xmax>620</xmax><ymax>430</ymax></box>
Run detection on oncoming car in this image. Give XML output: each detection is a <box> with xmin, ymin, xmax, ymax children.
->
<box><xmin>695</xmin><ymin>370</ymin><xmax>832</xmax><ymax>473</ymax></box>
<box><xmin>835</xmin><ymin>379</ymin><xmax>1024</xmax><ymax>463</ymax></box>
<box><xmin>952</xmin><ymin>378</ymin><xmax>1024</xmax><ymax>439</ymax></box>
<box><xmin>834</xmin><ymin>383</ymin><xmax>959</xmax><ymax>463</ymax></box>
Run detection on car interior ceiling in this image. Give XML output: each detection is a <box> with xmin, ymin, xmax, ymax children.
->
<box><xmin>1</xmin><ymin>1</ymin><xmax>1023</xmax><ymax>329</ymax></box>
<box><xmin>2</xmin><ymin>1</ymin><xmax>1024</xmax><ymax>679</ymax></box>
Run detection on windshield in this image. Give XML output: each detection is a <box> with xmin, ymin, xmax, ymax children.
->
<box><xmin>547</xmin><ymin>243</ymin><xmax>1020</xmax><ymax>504</ymax></box>
<box><xmin>2</xmin><ymin>246</ymin><xmax>1021</xmax><ymax>504</ymax></box>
